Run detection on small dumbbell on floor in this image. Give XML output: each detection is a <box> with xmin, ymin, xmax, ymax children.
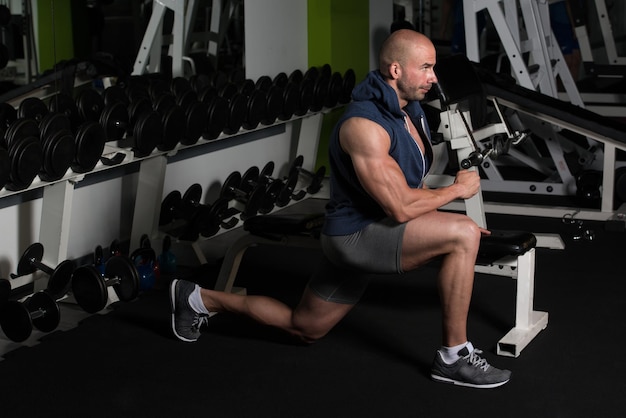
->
<box><xmin>72</xmin><ymin>251</ymin><xmax>140</xmax><ymax>314</ymax></box>
<box><xmin>0</xmin><ymin>278</ymin><xmax>62</xmax><ymax>343</ymax></box>
<box><xmin>10</xmin><ymin>242</ymin><xmax>75</xmax><ymax>300</ymax></box>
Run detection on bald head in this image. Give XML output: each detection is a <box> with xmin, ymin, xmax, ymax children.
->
<box><xmin>379</xmin><ymin>30</ymin><xmax>435</xmax><ymax>77</ymax></box>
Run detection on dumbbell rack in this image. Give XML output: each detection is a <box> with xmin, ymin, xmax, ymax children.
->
<box><xmin>0</xmin><ymin>100</ymin><xmax>328</xmax><ymax>296</ymax></box>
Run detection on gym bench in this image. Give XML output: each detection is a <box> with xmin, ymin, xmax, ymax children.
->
<box><xmin>213</xmin><ymin>211</ymin><xmax>547</xmax><ymax>358</ymax></box>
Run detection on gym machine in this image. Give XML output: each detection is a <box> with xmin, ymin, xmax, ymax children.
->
<box><xmin>448</xmin><ymin>0</ymin><xmax>626</xmax><ymax>224</ymax></box>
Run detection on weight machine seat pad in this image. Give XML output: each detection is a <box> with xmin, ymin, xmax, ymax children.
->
<box><xmin>477</xmin><ymin>230</ymin><xmax>537</xmax><ymax>265</ymax></box>
<box><xmin>474</xmin><ymin>64</ymin><xmax>626</xmax><ymax>145</ymax></box>
<box><xmin>244</xmin><ymin>212</ymin><xmax>325</xmax><ymax>238</ymax></box>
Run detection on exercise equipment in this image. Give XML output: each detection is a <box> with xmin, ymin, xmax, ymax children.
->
<box><xmin>10</xmin><ymin>242</ymin><xmax>75</xmax><ymax>300</ymax></box>
<box><xmin>220</xmin><ymin>170</ymin><xmax>268</xmax><ymax>220</ymax></box>
<box><xmin>159</xmin><ymin>184</ymin><xmax>238</xmax><ymax>240</ymax></box>
<box><xmin>130</xmin><ymin>237</ymin><xmax>159</xmax><ymax>291</ymax></box>
<box><xmin>238</xmin><ymin>161</ymin><xmax>286</xmax><ymax>214</ymax></box>
<box><xmin>37</xmin><ymin>111</ymin><xmax>76</xmax><ymax>182</ymax></box>
<box><xmin>0</xmin><ymin>287</ymin><xmax>61</xmax><ymax>343</ymax></box>
<box><xmin>289</xmin><ymin>155</ymin><xmax>326</xmax><ymax>194</ymax></box>
<box><xmin>72</xmin><ymin>252</ymin><xmax>140</xmax><ymax>314</ymax></box>
<box><xmin>3</xmin><ymin>116</ymin><xmax>44</xmax><ymax>191</ymax></box>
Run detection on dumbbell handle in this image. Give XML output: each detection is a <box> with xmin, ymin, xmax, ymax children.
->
<box><xmin>9</xmin><ymin>258</ymin><xmax>54</xmax><ymax>279</ymax></box>
<box><xmin>30</xmin><ymin>308</ymin><xmax>46</xmax><ymax>320</ymax></box>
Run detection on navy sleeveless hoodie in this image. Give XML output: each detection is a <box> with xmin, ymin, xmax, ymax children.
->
<box><xmin>322</xmin><ymin>70</ymin><xmax>433</xmax><ymax>236</ymax></box>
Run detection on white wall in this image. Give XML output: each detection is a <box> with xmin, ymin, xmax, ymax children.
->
<box><xmin>370</xmin><ymin>0</ymin><xmax>394</xmax><ymax>70</ymax></box>
<box><xmin>244</xmin><ymin>0</ymin><xmax>308</xmax><ymax>81</ymax></box>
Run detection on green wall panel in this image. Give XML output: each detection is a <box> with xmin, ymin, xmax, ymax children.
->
<box><xmin>308</xmin><ymin>0</ymin><xmax>370</xmax><ymax>171</ymax></box>
<box><xmin>37</xmin><ymin>0</ymin><xmax>74</xmax><ymax>72</ymax></box>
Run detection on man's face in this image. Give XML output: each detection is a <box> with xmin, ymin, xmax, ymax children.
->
<box><xmin>397</xmin><ymin>45</ymin><xmax>438</xmax><ymax>102</ymax></box>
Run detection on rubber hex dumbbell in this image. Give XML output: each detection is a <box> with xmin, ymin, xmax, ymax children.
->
<box><xmin>238</xmin><ymin>161</ymin><xmax>287</xmax><ymax>214</ymax></box>
<box><xmin>0</xmin><ymin>282</ymin><xmax>61</xmax><ymax>343</ymax></box>
<box><xmin>159</xmin><ymin>184</ymin><xmax>238</xmax><ymax>240</ymax></box>
<box><xmin>10</xmin><ymin>243</ymin><xmax>75</xmax><ymax>300</ymax></box>
<box><xmin>220</xmin><ymin>170</ymin><xmax>269</xmax><ymax>220</ymax></box>
<box><xmin>3</xmin><ymin>116</ymin><xmax>44</xmax><ymax>191</ymax></box>
<box><xmin>37</xmin><ymin>111</ymin><xmax>76</xmax><ymax>182</ymax></box>
<box><xmin>289</xmin><ymin>155</ymin><xmax>327</xmax><ymax>194</ymax></box>
<box><xmin>72</xmin><ymin>252</ymin><xmax>140</xmax><ymax>314</ymax></box>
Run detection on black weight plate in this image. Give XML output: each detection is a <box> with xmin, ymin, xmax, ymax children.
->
<box><xmin>224</xmin><ymin>93</ymin><xmax>247</xmax><ymax>135</ymax></box>
<box><xmin>288</xmin><ymin>69</ymin><xmax>303</xmax><ymax>85</ymax></box>
<box><xmin>241</xmin><ymin>185</ymin><xmax>264</xmax><ymax>219</ymax></box>
<box><xmin>181</xmin><ymin>101</ymin><xmax>207</xmax><ymax>145</ymax></box>
<box><xmin>254</xmin><ymin>75</ymin><xmax>272</xmax><ymax>92</ymax></box>
<box><xmin>211</xmin><ymin>70</ymin><xmax>229</xmax><ymax>91</ymax></box>
<box><xmin>16</xmin><ymin>242</ymin><xmax>44</xmax><ymax>276</ymax></box>
<box><xmin>238</xmin><ymin>79</ymin><xmax>256</xmax><ymax>97</ymax></box>
<box><xmin>41</xmin><ymin>129</ymin><xmax>75</xmax><ymax>181</ymax></box>
<box><xmin>47</xmin><ymin>259</ymin><xmax>76</xmax><ymax>299</ymax></box>
<box><xmin>126</xmin><ymin>84</ymin><xmax>150</xmax><ymax>103</ymax></box>
<box><xmin>306</xmin><ymin>166</ymin><xmax>327</xmax><ymax>194</ymax></box>
<box><xmin>191</xmin><ymin>73</ymin><xmax>211</xmax><ymax>93</ymax></box>
<box><xmin>154</xmin><ymin>93</ymin><xmax>176</xmax><ymax>114</ymax></box>
<box><xmin>275</xmin><ymin>170</ymin><xmax>299</xmax><ymax>207</ymax></box>
<box><xmin>182</xmin><ymin>183</ymin><xmax>202</xmax><ymax>206</ymax></box>
<box><xmin>279</xmin><ymin>82</ymin><xmax>299</xmax><ymax>120</ymax></box>
<box><xmin>273</xmin><ymin>72</ymin><xmax>288</xmax><ymax>89</ymax></box>
<box><xmin>0</xmin><ymin>301</ymin><xmax>32</xmax><ymax>342</ymax></box>
<box><xmin>259</xmin><ymin>161</ymin><xmax>275</xmax><ymax>181</ymax></box>
<box><xmin>228</xmin><ymin>68</ymin><xmax>245</xmax><ymax>86</ymax></box>
<box><xmin>262</xmin><ymin>86</ymin><xmax>283</xmax><ymax>125</ymax></box>
<box><xmin>204</xmin><ymin>95</ymin><xmax>228</xmax><ymax>140</ymax></box>
<box><xmin>28</xmin><ymin>291</ymin><xmax>60</xmax><ymax>332</ymax></box>
<box><xmin>340</xmin><ymin>68</ymin><xmax>356</xmax><ymax>104</ymax></box>
<box><xmin>220</xmin><ymin>171</ymin><xmax>242</xmax><ymax>199</ymax></box>
<box><xmin>325</xmin><ymin>72</ymin><xmax>343</xmax><ymax>108</ymax></box>
<box><xmin>39</xmin><ymin>112</ymin><xmax>72</xmax><ymax>145</ymax></box>
<box><xmin>18</xmin><ymin>97</ymin><xmax>48</xmax><ymax>121</ymax></box>
<box><xmin>303</xmin><ymin>66</ymin><xmax>319</xmax><ymax>82</ymax></box>
<box><xmin>158</xmin><ymin>105</ymin><xmax>185</xmax><ymax>151</ymax></box>
<box><xmin>73</xmin><ymin>121</ymin><xmax>106</xmax><ymax>173</ymax></box>
<box><xmin>105</xmin><ymin>255</ymin><xmax>139</xmax><ymax>302</ymax></box>
<box><xmin>176</xmin><ymin>88</ymin><xmax>198</xmax><ymax>111</ymax></box>
<box><xmin>5</xmin><ymin>117</ymin><xmax>39</xmax><ymax>149</ymax></box>
<box><xmin>0</xmin><ymin>147</ymin><xmax>9</xmax><ymax>190</ymax></box>
<box><xmin>310</xmin><ymin>75</ymin><xmax>330</xmax><ymax>112</ymax></box>
<box><xmin>0</xmin><ymin>278</ymin><xmax>10</xmax><ymax>302</ymax></box>
<box><xmin>263</xmin><ymin>180</ymin><xmax>283</xmax><ymax>210</ymax></box>
<box><xmin>8</xmin><ymin>137</ymin><xmax>43</xmax><ymax>191</ymax></box>
<box><xmin>76</xmin><ymin>88</ymin><xmax>105</xmax><ymax>122</ymax></box>
<box><xmin>199</xmin><ymin>197</ymin><xmax>230</xmax><ymax>237</ymax></box>
<box><xmin>159</xmin><ymin>190</ymin><xmax>182</xmax><ymax>225</ymax></box>
<box><xmin>100</xmin><ymin>102</ymin><xmax>128</xmax><ymax>141</ymax></box>
<box><xmin>148</xmin><ymin>79</ymin><xmax>171</xmax><ymax>103</ymax></box>
<box><xmin>240</xmin><ymin>166</ymin><xmax>259</xmax><ymax>193</ymax></box>
<box><xmin>219</xmin><ymin>82</ymin><xmax>239</xmax><ymax>102</ymax></box>
<box><xmin>103</xmin><ymin>85</ymin><xmax>128</xmax><ymax>106</ymax></box>
<box><xmin>0</xmin><ymin>102</ymin><xmax>17</xmax><ymax>129</ymax></box>
<box><xmin>171</xmin><ymin>76</ymin><xmax>193</xmax><ymax>99</ymax></box>
<box><xmin>128</xmin><ymin>97</ymin><xmax>152</xmax><ymax>132</ymax></box>
<box><xmin>199</xmin><ymin>86</ymin><xmax>218</xmax><ymax>104</ymax></box>
<box><xmin>243</xmin><ymin>89</ymin><xmax>266</xmax><ymax>130</ymax></box>
<box><xmin>72</xmin><ymin>265</ymin><xmax>107</xmax><ymax>313</ymax></box>
<box><xmin>48</xmin><ymin>92</ymin><xmax>79</xmax><ymax>127</ymax></box>
<box><xmin>290</xmin><ymin>155</ymin><xmax>305</xmax><ymax>174</ymax></box>
<box><xmin>133</xmin><ymin>111</ymin><xmax>162</xmax><ymax>157</ymax></box>
<box><xmin>295</xmin><ymin>79</ymin><xmax>314</xmax><ymax>116</ymax></box>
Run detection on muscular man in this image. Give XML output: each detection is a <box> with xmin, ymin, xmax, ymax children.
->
<box><xmin>170</xmin><ymin>29</ymin><xmax>511</xmax><ymax>389</ymax></box>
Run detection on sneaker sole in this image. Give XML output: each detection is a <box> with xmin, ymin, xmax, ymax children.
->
<box><xmin>431</xmin><ymin>374</ymin><xmax>510</xmax><ymax>389</ymax></box>
<box><xmin>170</xmin><ymin>279</ymin><xmax>198</xmax><ymax>343</ymax></box>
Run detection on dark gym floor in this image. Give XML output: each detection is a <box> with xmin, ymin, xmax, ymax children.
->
<box><xmin>0</xmin><ymin>197</ymin><xmax>624</xmax><ymax>417</ymax></box>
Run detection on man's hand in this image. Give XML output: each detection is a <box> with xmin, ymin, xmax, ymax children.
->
<box><xmin>453</xmin><ymin>169</ymin><xmax>482</xmax><ymax>199</ymax></box>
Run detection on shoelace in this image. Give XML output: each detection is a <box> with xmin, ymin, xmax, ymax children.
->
<box><xmin>192</xmin><ymin>314</ymin><xmax>210</xmax><ymax>330</ymax></box>
<box><xmin>463</xmin><ymin>349</ymin><xmax>490</xmax><ymax>372</ymax></box>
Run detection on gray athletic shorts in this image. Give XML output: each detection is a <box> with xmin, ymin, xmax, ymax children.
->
<box><xmin>307</xmin><ymin>218</ymin><xmax>406</xmax><ymax>304</ymax></box>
